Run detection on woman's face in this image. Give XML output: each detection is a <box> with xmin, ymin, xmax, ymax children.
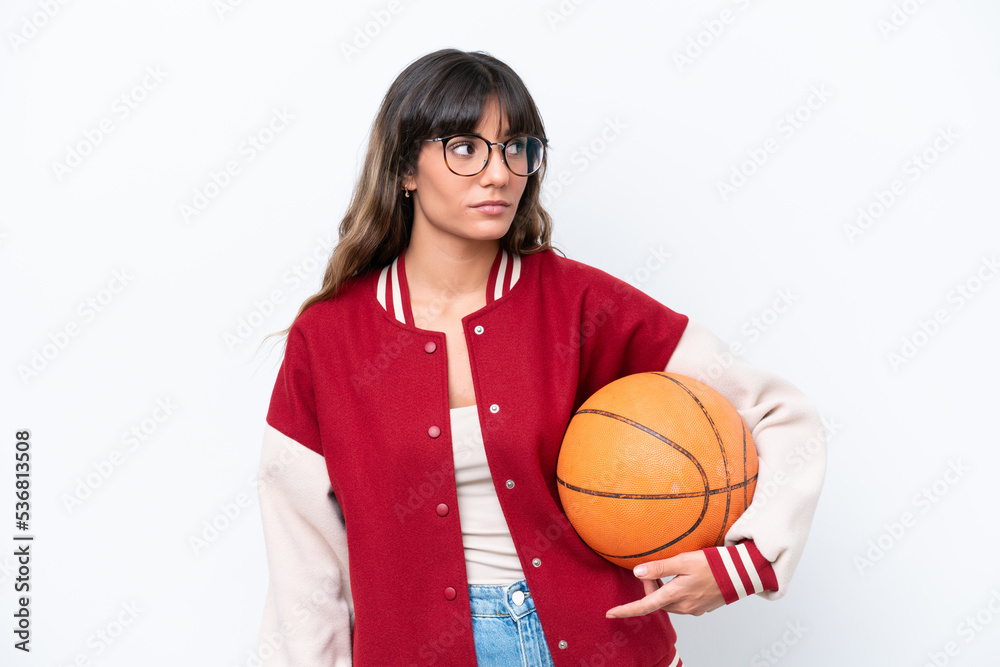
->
<box><xmin>402</xmin><ymin>97</ymin><xmax>529</xmax><ymax>246</ymax></box>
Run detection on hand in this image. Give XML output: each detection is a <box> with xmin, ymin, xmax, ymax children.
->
<box><xmin>605</xmin><ymin>550</ymin><xmax>725</xmax><ymax>618</ymax></box>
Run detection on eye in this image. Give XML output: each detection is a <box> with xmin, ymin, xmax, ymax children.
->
<box><xmin>506</xmin><ymin>137</ymin><xmax>527</xmax><ymax>155</ymax></box>
<box><xmin>450</xmin><ymin>141</ymin><xmax>475</xmax><ymax>156</ymax></box>
<box><xmin>445</xmin><ymin>136</ymin><xmax>482</xmax><ymax>159</ymax></box>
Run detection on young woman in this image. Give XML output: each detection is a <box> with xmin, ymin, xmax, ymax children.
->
<box><xmin>256</xmin><ymin>48</ymin><xmax>826</xmax><ymax>667</ymax></box>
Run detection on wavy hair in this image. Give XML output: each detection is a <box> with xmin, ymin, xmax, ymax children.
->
<box><xmin>265</xmin><ymin>49</ymin><xmax>563</xmax><ymax>343</ymax></box>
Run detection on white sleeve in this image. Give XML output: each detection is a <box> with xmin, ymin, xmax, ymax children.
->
<box><xmin>664</xmin><ymin>320</ymin><xmax>827</xmax><ymax>599</ymax></box>
<box><xmin>257</xmin><ymin>424</ymin><xmax>354</xmax><ymax>665</ymax></box>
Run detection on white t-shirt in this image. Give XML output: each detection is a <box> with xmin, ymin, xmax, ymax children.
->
<box><xmin>449</xmin><ymin>403</ymin><xmax>526</xmax><ymax>585</ymax></box>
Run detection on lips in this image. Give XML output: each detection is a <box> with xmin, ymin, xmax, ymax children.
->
<box><xmin>471</xmin><ymin>200</ymin><xmax>510</xmax><ymax>215</ymax></box>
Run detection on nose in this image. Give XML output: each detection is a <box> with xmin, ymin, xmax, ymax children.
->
<box><xmin>478</xmin><ymin>143</ymin><xmax>510</xmax><ymax>187</ymax></box>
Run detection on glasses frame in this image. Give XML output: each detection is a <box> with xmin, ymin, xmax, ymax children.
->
<box><xmin>423</xmin><ymin>133</ymin><xmax>547</xmax><ymax>177</ymax></box>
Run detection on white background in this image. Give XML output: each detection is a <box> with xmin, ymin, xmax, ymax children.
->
<box><xmin>2</xmin><ymin>0</ymin><xmax>999</xmax><ymax>665</ymax></box>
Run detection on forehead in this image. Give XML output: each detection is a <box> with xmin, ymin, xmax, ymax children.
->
<box><xmin>472</xmin><ymin>97</ymin><xmax>512</xmax><ymax>138</ymax></box>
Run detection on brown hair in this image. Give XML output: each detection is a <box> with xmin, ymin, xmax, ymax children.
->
<box><xmin>265</xmin><ymin>48</ymin><xmax>564</xmax><ymax>344</ymax></box>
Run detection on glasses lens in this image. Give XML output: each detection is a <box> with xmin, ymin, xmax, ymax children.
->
<box><xmin>442</xmin><ymin>135</ymin><xmax>545</xmax><ymax>176</ymax></box>
<box><xmin>504</xmin><ymin>135</ymin><xmax>544</xmax><ymax>176</ymax></box>
<box><xmin>444</xmin><ymin>136</ymin><xmax>490</xmax><ymax>176</ymax></box>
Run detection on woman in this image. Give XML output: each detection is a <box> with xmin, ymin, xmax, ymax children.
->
<box><xmin>256</xmin><ymin>48</ymin><xmax>825</xmax><ymax>667</ymax></box>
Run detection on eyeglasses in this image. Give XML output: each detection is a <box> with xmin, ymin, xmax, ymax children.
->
<box><xmin>423</xmin><ymin>134</ymin><xmax>546</xmax><ymax>177</ymax></box>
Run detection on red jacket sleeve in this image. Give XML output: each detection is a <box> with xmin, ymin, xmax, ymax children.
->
<box><xmin>703</xmin><ymin>539</ymin><xmax>779</xmax><ymax>604</ymax></box>
<box><xmin>266</xmin><ymin>318</ymin><xmax>323</xmax><ymax>456</ymax></box>
<box><xmin>569</xmin><ymin>258</ymin><xmax>689</xmax><ymax>408</ymax></box>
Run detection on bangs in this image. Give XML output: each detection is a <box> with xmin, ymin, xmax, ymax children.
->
<box><xmin>400</xmin><ymin>57</ymin><xmax>545</xmax><ymax>142</ymax></box>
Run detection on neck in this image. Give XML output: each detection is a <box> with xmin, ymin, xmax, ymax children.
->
<box><xmin>403</xmin><ymin>235</ymin><xmax>500</xmax><ymax>301</ymax></box>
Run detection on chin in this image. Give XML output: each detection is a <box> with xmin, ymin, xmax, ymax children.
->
<box><xmin>464</xmin><ymin>215</ymin><xmax>513</xmax><ymax>232</ymax></box>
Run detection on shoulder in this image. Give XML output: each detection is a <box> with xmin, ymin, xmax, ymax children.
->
<box><xmin>532</xmin><ymin>248</ymin><xmax>648</xmax><ymax>302</ymax></box>
<box><xmin>290</xmin><ymin>271</ymin><xmax>373</xmax><ymax>337</ymax></box>
<box><xmin>533</xmin><ymin>248</ymin><xmax>630</xmax><ymax>289</ymax></box>
<box><xmin>536</xmin><ymin>249</ymin><xmax>689</xmax><ymax>335</ymax></box>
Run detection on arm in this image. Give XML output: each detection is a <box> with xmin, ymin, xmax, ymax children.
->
<box><xmin>257</xmin><ymin>424</ymin><xmax>354</xmax><ymax>665</ymax></box>
<box><xmin>663</xmin><ymin>320</ymin><xmax>827</xmax><ymax>600</ymax></box>
<box><xmin>606</xmin><ymin>319</ymin><xmax>826</xmax><ymax>617</ymax></box>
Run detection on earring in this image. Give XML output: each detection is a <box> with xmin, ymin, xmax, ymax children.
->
<box><xmin>403</xmin><ymin>188</ymin><xmax>410</xmax><ymax>198</ymax></box>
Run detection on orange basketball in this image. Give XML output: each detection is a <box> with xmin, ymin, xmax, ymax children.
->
<box><xmin>556</xmin><ymin>372</ymin><xmax>758</xmax><ymax>570</ymax></box>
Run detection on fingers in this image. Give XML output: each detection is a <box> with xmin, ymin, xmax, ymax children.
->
<box><xmin>607</xmin><ymin>552</ymin><xmax>721</xmax><ymax>618</ymax></box>
<box><xmin>642</xmin><ymin>578</ymin><xmax>662</xmax><ymax>597</ymax></box>
<box><xmin>633</xmin><ymin>551</ymin><xmax>703</xmax><ymax>581</ymax></box>
<box><xmin>605</xmin><ymin>556</ymin><xmax>685</xmax><ymax>617</ymax></box>
<box><xmin>606</xmin><ymin>583</ymin><xmax>674</xmax><ymax>618</ymax></box>
<box><xmin>606</xmin><ymin>581</ymin><xmax>716</xmax><ymax>618</ymax></box>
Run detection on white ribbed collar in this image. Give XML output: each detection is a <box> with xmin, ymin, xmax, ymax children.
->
<box><xmin>374</xmin><ymin>246</ymin><xmax>521</xmax><ymax>326</ymax></box>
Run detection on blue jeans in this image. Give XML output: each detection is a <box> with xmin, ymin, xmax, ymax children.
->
<box><xmin>468</xmin><ymin>578</ymin><xmax>555</xmax><ymax>666</ymax></box>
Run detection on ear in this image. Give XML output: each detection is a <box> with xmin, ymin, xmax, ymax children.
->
<box><xmin>401</xmin><ymin>170</ymin><xmax>415</xmax><ymax>192</ymax></box>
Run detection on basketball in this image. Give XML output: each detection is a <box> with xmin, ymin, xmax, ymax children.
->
<box><xmin>556</xmin><ymin>372</ymin><xmax>758</xmax><ymax>570</ymax></box>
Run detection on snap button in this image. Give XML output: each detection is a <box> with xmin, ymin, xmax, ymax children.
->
<box><xmin>532</xmin><ymin>558</ymin><xmax>541</xmax><ymax>567</ymax></box>
<box><xmin>424</xmin><ymin>341</ymin><xmax>437</xmax><ymax>353</ymax></box>
<box><xmin>558</xmin><ymin>640</ymin><xmax>568</xmax><ymax>649</ymax></box>
<box><xmin>474</xmin><ymin>325</ymin><xmax>484</xmax><ymax>334</ymax></box>
<box><xmin>436</xmin><ymin>503</ymin><xmax>449</xmax><ymax>517</ymax></box>
<box><xmin>512</xmin><ymin>591</ymin><xmax>525</xmax><ymax>605</ymax></box>
<box><xmin>444</xmin><ymin>587</ymin><xmax>456</xmax><ymax>600</ymax></box>
<box><xmin>505</xmin><ymin>480</ymin><xmax>515</xmax><ymax>489</ymax></box>
<box><xmin>489</xmin><ymin>404</ymin><xmax>499</xmax><ymax>413</ymax></box>
<box><xmin>428</xmin><ymin>425</ymin><xmax>441</xmax><ymax>438</ymax></box>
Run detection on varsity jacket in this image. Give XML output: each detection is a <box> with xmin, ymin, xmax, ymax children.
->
<box><xmin>257</xmin><ymin>245</ymin><xmax>826</xmax><ymax>666</ymax></box>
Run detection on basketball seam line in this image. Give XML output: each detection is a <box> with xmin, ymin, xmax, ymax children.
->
<box><xmin>555</xmin><ymin>474</ymin><xmax>758</xmax><ymax>500</ymax></box>
<box><xmin>653</xmin><ymin>372</ymin><xmax>733</xmax><ymax>546</ymax></box>
<box><xmin>562</xmin><ymin>373</ymin><xmax>756</xmax><ymax>562</ymax></box>
<box><xmin>570</xmin><ymin>406</ymin><xmax>712</xmax><ymax>547</ymax></box>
